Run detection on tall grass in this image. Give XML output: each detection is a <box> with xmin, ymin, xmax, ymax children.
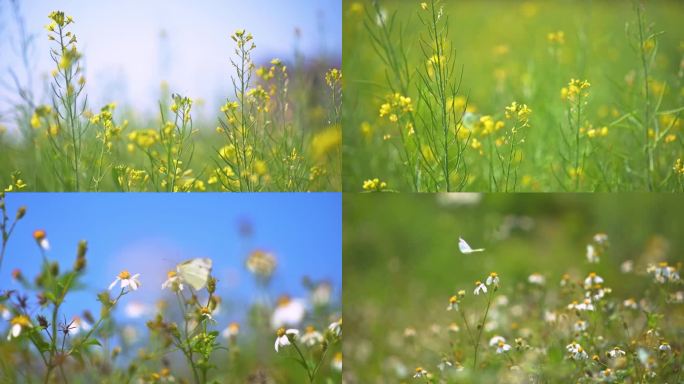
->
<box><xmin>0</xmin><ymin>10</ymin><xmax>341</xmax><ymax>192</ymax></box>
<box><xmin>343</xmin><ymin>0</ymin><xmax>684</xmax><ymax>192</ymax></box>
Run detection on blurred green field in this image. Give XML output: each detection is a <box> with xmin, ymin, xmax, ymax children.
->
<box><xmin>343</xmin><ymin>193</ymin><xmax>684</xmax><ymax>382</ymax></box>
<box><xmin>0</xmin><ymin>10</ymin><xmax>341</xmax><ymax>192</ymax></box>
<box><xmin>343</xmin><ymin>0</ymin><xmax>684</xmax><ymax>192</ymax></box>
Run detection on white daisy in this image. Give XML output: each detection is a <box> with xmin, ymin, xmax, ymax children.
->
<box><xmin>485</xmin><ymin>272</ymin><xmax>500</xmax><ymax>287</ymax></box>
<box><xmin>446</xmin><ymin>295</ymin><xmax>459</xmax><ymax>311</ymax></box>
<box><xmin>222</xmin><ymin>322</ymin><xmax>240</xmax><ymax>340</ymax></box>
<box><xmin>7</xmin><ymin>315</ymin><xmax>32</xmax><ymax>341</ymax></box>
<box><xmin>586</xmin><ymin>244</ymin><xmax>599</xmax><ymax>263</ymax></box>
<box><xmin>437</xmin><ymin>358</ymin><xmax>453</xmax><ymax>371</ymax></box>
<box><xmin>623</xmin><ymin>298</ymin><xmax>638</xmax><ymax>309</ymax></box>
<box><xmin>300</xmin><ymin>326</ymin><xmax>324</xmax><ymax>347</ymax></box>
<box><xmin>474</xmin><ymin>280</ymin><xmax>487</xmax><ymax>295</ymax></box>
<box><xmin>0</xmin><ymin>305</ymin><xmax>10</xmax><ymax>320</ymax></box>
<box><xmin>274</xmin><ymin>328</ymin><xmax>299</xmax><ymax>352</ymax></box>
<box><xmin>598</xmin><ymin>368</ymin><xmax>615</xmax><ymax>382</ymax></box>
<box><xmin>607</xmin><ymin>347</ymin><xmax>625</xmax><ymax>358</ymax></box>
<box><xmin>574</xmin><ymin>320</ymin><xmax>588</xmax><ymax>332</ymax></box>
<box><xmin>328</xmin><ymin>318</ymin><xmax>342</xmax><ymax>337</ymax></box>
<box><xmin>489</xmin><ymin>335</ymin><xmax>506</xmax><ymax>347</ymax></box>
<box><xmin>575</xmin><ymin>298</ymin><xmax>595</xmax><ymax>311</ymax></box>
<box><xmin>109</xmin><ymin>270</ymin><xmax>141</xmax><ymax>291</ymax></box>
<box><xmin>331</xmin><ymin>352</ymin><xmax>342</xmax><ymax>372</ymax></box>
<box><xmin>528</xmin><ymin>273</ymin><xmax>545</xmax><ymax>285</ymax></box>
<box><xmin>583</xmin><ymin>272</ymin><xmax>604</xmax><ymax>289</ymax></box>
<box><xmin>161</xmin><ymin>270</ymin><xmax>184</xmax><ymax>292</ymax></box>
<box><xmin>566</xmin><ymin>341</ymin><xmax>588</xmax><ymax>360</ymax></box>
<box><xmin>593</xmin><ymin>233</ymin><xmax>608</xmax><ymax>244</ymax></box>
<box><xmin>648</xmin><ymin>262</ymin><xmax>680</xmax><ymax>284</ymax></box>
<box><xmin>620</xmin><ymin>260</ymin><xmax>634</xmax><ymax>273</ymax></box>
<box><xmin>413</xmin><ymin>367</ymin><xmax>428</xmax><ymax>378</ymax></box>
<box><xmin>496</xmin><ymin>340</ymin><xmax>511</xmax><ymax>354</ymax></box>
<box><xmin>271</xmin><ymin>296</ymin><xmax>306</xmax><ymax>329</ymax></box>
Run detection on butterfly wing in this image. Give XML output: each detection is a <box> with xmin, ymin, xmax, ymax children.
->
<box><xmin>177</xmin><ymin>258</ymin><xmax>213</xmax><ymax>290</ymax></box>
<box><xmin>459</xmin><ymin>237</ymin><xmax>484</xmax><ymax>253</ymax></box>
<box><xmin>458</xmin><ymin>237</ymin><xmax>472</xmax><ymax>254</ymax></box>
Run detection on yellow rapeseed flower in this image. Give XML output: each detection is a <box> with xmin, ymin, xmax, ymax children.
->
<box><xmin>362</xmin><ymin>178</ymin><xmax>388</xmax><ymax>192</ymax></box>
<box><xmin>547</xmin><ymin>31</ymin><xmax>565</xmax><ymax>44</ymax></box>
<box><xmin>311</xmin><ymin>125</ymin><xmax>341</xmax><ymax>160</ymax></box>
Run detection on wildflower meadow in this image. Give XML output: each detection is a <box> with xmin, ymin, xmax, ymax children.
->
<box><xmin>0</xmin><ymin>193</ymin><xmax>342</xmax><ymax>383</ymax></box>
<box><xmin>0</xmin><ymin>3</ymin><xmax>341</xmax><ymax>192</ymax></box>
<box><xmin>344</xmin><ymin>0</ymin><xmax>684</xmax><ymax>192</ymax></box>
<box><xmin>343</xmin><ymin>193</ymin><xmax>684</xmax><ymax>382</ymax></box>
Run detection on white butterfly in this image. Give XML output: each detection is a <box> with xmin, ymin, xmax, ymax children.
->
<box><xmin>459</xmin><ymin>237</ymin><xmax>484</xmax><ymax>254</ymax></box>
<box><xmin>177</xmin><ymin>258</ymin><xmax>213</xmax><ymax>290</ymax></box>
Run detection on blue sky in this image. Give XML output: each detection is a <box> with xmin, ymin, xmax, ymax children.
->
<box><xmin>0</xmin><ymin>192</ymin><xmax>341</xmax><ymax>327</ymax></box>
<box><xmin>0</xmin><ymin>0</ymin><xmax>341</xmax><ymax>121</ymax></box>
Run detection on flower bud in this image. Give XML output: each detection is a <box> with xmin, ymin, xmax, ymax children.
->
<box><xmin>11</xmin><ymin>268</ymin><xmax>23</xmax><ymax>281</ymax></box>
<box><xmin>16</xmin><ymin>206</ymin><xmax>26</xmax><ymax>220</ymax></box>
<box><xmin>74</xmin><ymin>240</ymin><xmax>87</xmax><ymax>272</ymax></box>
<box><xmin>207</xmin><ymin>276</ymin><xmax>216</xmax><ymax>294</ymax></box>
<box><xmin>37</xmin><ymin>315</ymin><xmax>48</xmax><ymax>329</ymax></box>
<box><xmin>112</xmin><ymin>346</ymin><xmax>121</xmax><ymax>359</ymax></box>
<box><xmin>83</xmin><ymin>310</ymin><xmax>95</xmax><ymax>325</ymax></box>
<box><xmin>50</xmin><ymin>261</ymin><xmax>59</xmax><ymax>276</ymax></box>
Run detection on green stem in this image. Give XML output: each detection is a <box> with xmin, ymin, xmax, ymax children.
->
<box><xmin>310</xmin><ymin>345</ymin><xmax>329</xmax><ymax>382</ymax></box>
<box><xmin>291</xmin><ymin>341</ymin><xmax>313</xmax><ymax>382</ymax></box>
<box><xmin>636</xmin><ymin>4</ymin><xmax>653</xmax><ymax>190</ymax></box>
<box><xmin>473</xmin><ymin>288</ymin><xmax>494</xmax><ymax>369</ymax></box>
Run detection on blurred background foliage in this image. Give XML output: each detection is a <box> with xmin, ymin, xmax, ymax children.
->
<box><xmin>343</xmin><ymin>0</ymin><xmax>684</xmax><ymax>191</ymax></box>
<box><xmin>343</xmin><ymin>193</ymin><xmax>684</xmax><ymax>381</ymax></box>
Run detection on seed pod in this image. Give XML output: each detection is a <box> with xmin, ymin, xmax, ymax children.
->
<box><xmin>207</xmin><ymin>276</ymin><xmax>217</xmax><ymax>294</ymax></box>
<box><xmin>16</xmin><ymin>206</ymin><xmax>27</xmax><ymax>220</ymax></box>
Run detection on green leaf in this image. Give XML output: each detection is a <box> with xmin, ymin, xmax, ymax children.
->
<box><xmin>70</xmin><ymin>349</ymin><xmax>85</xmax><ymax>365</ymax></box>
<box><xmin>83</xmin><ymin>338</ymin><xmax>101</xmax><ymax>347</ymax></box>
<box><xmin>44</xmin><ymin>291</ymin><xmax>57</xmax><ymax>303</ymax></box>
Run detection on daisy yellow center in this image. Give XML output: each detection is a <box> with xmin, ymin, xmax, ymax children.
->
<box><xmin>277</xmin><ymin>327</ymin><xmax>286</xmax><ymax>337</ymax></box>
<box><xmin>415</xmin><ymin>367</ymin><xmax>424</xmax><ymax>373</ymax></box>
<box><xmin>490</xmin><ymin>272</ymin><xmax>498</xmax><ymax>278</ymax></box>
<box><xmin>229</xmin><ymin>322</ymin><xmax>239</xmax><ymax>333</ymax></box>
<box><xmin>305</xmin><ymin>325</ymin><xmax>315</xmax><ymax>334</ymax></box>
<box><xmin>475</xmin><ymin>280</ymin><xmax>482</xmax><ymax>286</ymax></box>
<box><xmin>118</xmin><ymin>270</ymin><xmax>131</xmax><ymax>279</ymax></box>
<box><xmin>498</xmin><ymin>341</ymin><xmax>505</xmax><ymax>347</ymax></box>
<box><xmin>33</xmin><ymin>229</ymin><xmax>46</xmax><ymax>241</ymax></box>
<box><xmin>588</xmin><ymin>272</ymin><xmax>596</xmax><ymax>278</ymax></box>
<box><xmin>201</xmin><ymin>307</ymin><xmax>211</xmax><ymax>315</ymax></box>
<box><xmin>167</xmin><ymin>271</ymin><xmax>177</xmax><ymax>278</ymax></box>
<box><xmin>277</xmin><ymin>295</ymin><xmax>291</xmax><ymax>306</ymax></box>
<box><xmin>12</xmin><ymin>315</ymin><xmax>30</xmax><ymax>326</ymax></box>
<box><xmin>449</xmin><ymin>296</ymin><xmax>458</xmax><ymax>304</ymax></box>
